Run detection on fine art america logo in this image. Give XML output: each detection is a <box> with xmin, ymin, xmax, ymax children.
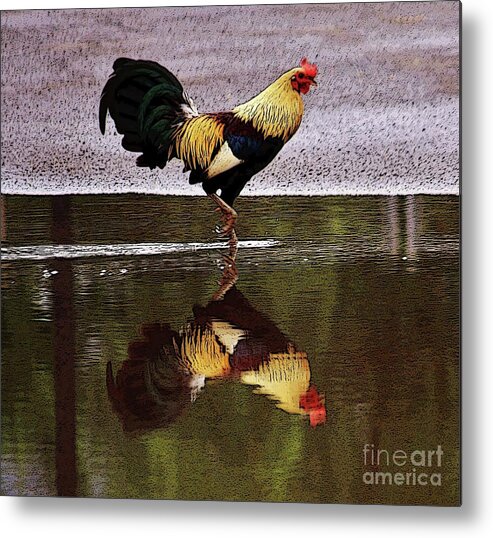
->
<box><xmin>363</xmin><ymin>444</ymin><xmax>443</xmax><ymax>487</ymax></box>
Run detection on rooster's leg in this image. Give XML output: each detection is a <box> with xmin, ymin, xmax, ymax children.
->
<box><xmin>208</xmin><ymin>193</ymin><xmax>238</xmax><ymax>239</ymax></box>
<box><xmin>208</xmin><ymin>194</ymin><xmax>239</xmax><ymax>300</ymax></box>
<box><xmin>228</xmin><ymin>228</ymin><xmax>238</xmax><ymax>260</ymax></box>
<box><xmin>212</xmin><ymin>254</ymin><xmax>238</xmax><ymax>301</ymax></box>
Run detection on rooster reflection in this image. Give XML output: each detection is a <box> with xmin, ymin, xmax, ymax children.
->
<box><xmin>106</xmin><ymin>286</ymin><xmax>326</xmax><ymax>433</ymax></box>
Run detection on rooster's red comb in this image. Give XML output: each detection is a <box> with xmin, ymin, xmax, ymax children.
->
<box><xmin>300</xmin><ymin>57</ymin><xmax>318</xmax><ymax>78</ymax></box>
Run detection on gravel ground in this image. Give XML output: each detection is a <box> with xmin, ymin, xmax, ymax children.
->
<box><xmin>0</xmin><ymin>2</ymin><xmax>460</xmax><ymax>195</ymax></box>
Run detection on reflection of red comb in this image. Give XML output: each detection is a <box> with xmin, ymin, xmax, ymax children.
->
<box><xmin>309</xmin><ymin>406</ymin><xmax>326</xmax><ymax>428</ymax></box>
<box><xmin>300</xmin><ymin>386</ymin><xmax>321</xmax><ymax>409</ymax></box>
<box><xmin>300</xmin><ymin>385</ymin><xmax>326</xmax><ymax>427</ymax></box>
<box><xmin>300</xmin><ymin>57</ymin><xmax>318</xmax><ymax>78</ymax></box>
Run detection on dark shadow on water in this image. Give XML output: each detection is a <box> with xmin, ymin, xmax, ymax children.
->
<box><xmin>50</xmin><ymin>197</ymin><xmax>77</xmax><ymax>497</ymax></box>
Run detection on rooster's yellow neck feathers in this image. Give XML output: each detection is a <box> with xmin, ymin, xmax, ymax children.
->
<box><xmin>173</xmin><ymin>69</ymin><xmax>305</xmax><ymax>170</ymax></box>
<box><xmin>233</xmin><ymin>68</ymin><xmax>304</xmax><ymax>143</ymax></box>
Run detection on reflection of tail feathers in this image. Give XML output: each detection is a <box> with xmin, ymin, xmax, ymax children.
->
<box><xmin>105</xmin><ymin>323</ymin><xmax>194</xmax><ymax>433</ymax></box>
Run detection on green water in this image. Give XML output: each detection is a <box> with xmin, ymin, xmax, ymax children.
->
<box><xmin>0</xmin><ymin>194</ymin><xmax>460</xmax><ymax>505</ymax></box>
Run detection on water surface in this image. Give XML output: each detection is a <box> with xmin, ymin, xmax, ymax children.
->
<box><xmin>1</xmin><ymin>194</ymin><xmax>460</xmax><ymax>505</ymax></box>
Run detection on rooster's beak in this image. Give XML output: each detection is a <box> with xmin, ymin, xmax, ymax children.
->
<box><xmin>309</xmin><ymin>79</ymin><xmax>318</xmax><ymax>87</ymax></box>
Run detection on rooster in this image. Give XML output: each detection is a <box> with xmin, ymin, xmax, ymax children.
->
<box><xmin>99</xmin><ymin>57</ymin><xmax>318</xmax><ymax>241</ymax></box>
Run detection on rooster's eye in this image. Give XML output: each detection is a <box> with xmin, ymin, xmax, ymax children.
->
<box><xmin>298</xmin><ymin>73</ymin><xmax>305</xmax><ymax>79</ymax></box>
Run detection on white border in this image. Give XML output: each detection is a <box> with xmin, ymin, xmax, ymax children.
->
<box><xmin>2</xmin><ymin>0</ymin><xmax>493</xmax><ymax>536</ymax></box>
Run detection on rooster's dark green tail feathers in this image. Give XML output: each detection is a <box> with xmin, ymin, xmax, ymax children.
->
<box><xmin>99</xmin><ymin>58</ymin><xmax>197</xmax><ymax>169</ymax></box>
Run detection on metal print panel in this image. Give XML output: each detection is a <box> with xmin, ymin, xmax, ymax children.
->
<box><xmin>0</xmin><ymin>1</ymin><xmax>460</xmax><ymax>505</ymax></box>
